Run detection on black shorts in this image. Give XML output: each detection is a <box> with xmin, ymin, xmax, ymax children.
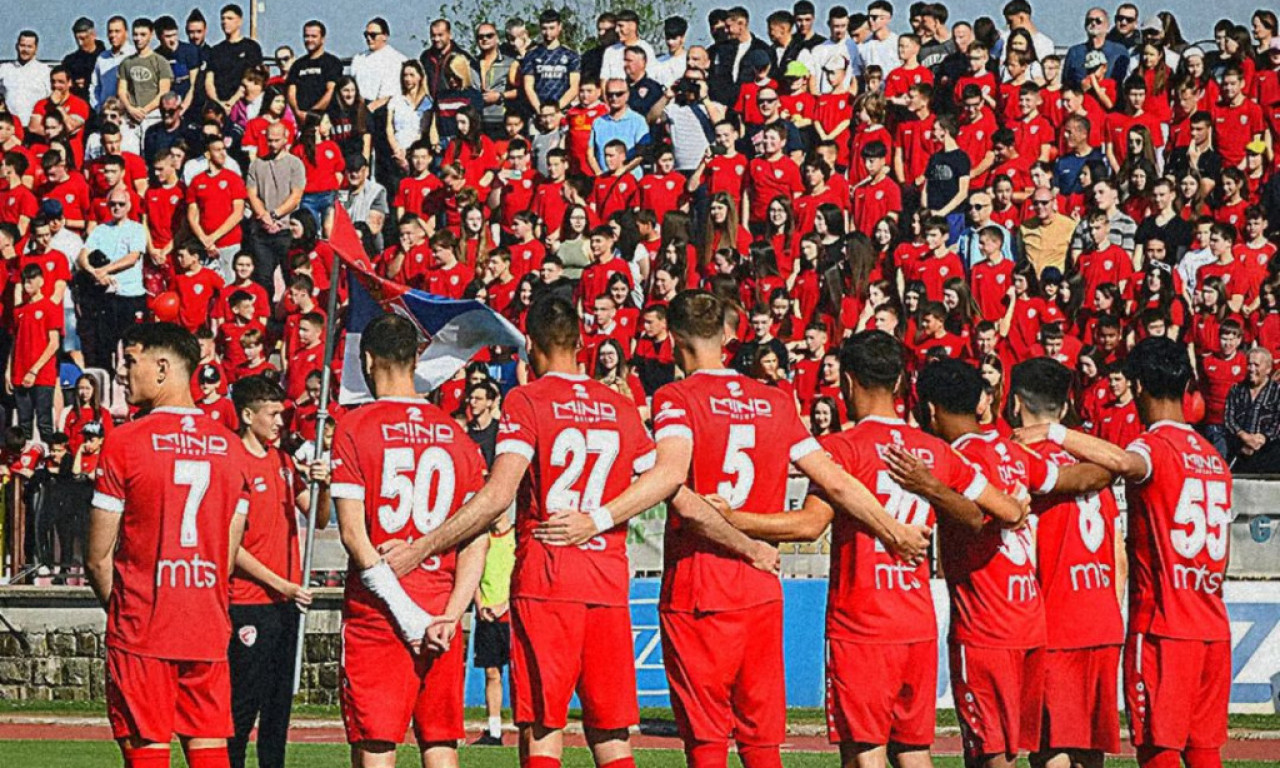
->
<box><xmin>473</xmin><ymin>619</ymin><xmax>511</xmax><ymax>669</ymax></box>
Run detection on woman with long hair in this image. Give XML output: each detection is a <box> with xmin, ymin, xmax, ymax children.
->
<box><xmin>329</xmin><ymin>75</ymin><xmax>372</xmax><ymax>162</ymax></box>
<box><xmin>749</xmin><ymin>346</ymin><xmax>794</xmax><ymax>404</ymax></box>
<box><xmin>292</xmin><ymin>112</ymin><xmax>345</xmax><ymax>234</ymax></box>
<box><xmin>1132</xmin><ymin>43</ymin><xmax>1173</xmax><ymax>125</ymax></box>
<box><xmin>592</xmin><ymin>338</ymin><xmax>647</xmax><ymax>416</ymax></box>
<box><xmin>1134</xmin><ymin>265</ymin><xmax>1187</xmax><ymax>341</ymax></box>
<box><xmin>1002</xmin><ymin>28</ymin><xmax>1043</xmax><ymax>81</ymax></box>
<box><xmin>1119</xmin><ymin>158</ymin><xmax>1157</xmax><ymax>222</ymax></box>
<box><xmin>1073</xmin><ymin>346</ymin><xmax>1109</xmax><ymax>430</ymax></box>
<box><xmin>1081</xmin><ymin>282</ymin><xmax>1124</xmax><ymax>342</ymax></box>
<box><xmin>872</xmin><ymin>217</ymin><xmax>900</xmax><ymax>278</ymax></box>
<box><xmin>943</xmin><ymin>277</ymin><xmax>981</xmax><ymax>341</ymax></box>
<box><xmin>701</xmin><ymin>192</ymin><xmax>750</xmax><ymax>273</ymax></box>
<box><xmin>1178</xmin><ymin>171</ymin><xmax>1211</xmax><ymax>220</ymax></box>
<box><xmin>1253</xmin><ymin>11</ymin><xmax>1279</xmax><ymax>58</ymax></box>
<box><xmin>1223</xmin><ymin>25</ymin><xmax>1258</xmax><ymax>83</ymax></box>
<box><xmin>1189</xmin><ymin>276</ymin><xmax>1239</xmax><ymax>358</ymax></box>
<box><xmin>554</xmin><ymin>205</ymin><xmax>592</xmax><ymax>279</ymax></box>
<box><xmin>607</xmin><ymin>273</ymin><xmax>641</xmax><ymax>337</ymax></box>
<box><xmin>901</xmin><ymin>279</ymin><xmax>927</xmax><ymax>346</ymax></box>
<box><xmin>1177</xmin><ymin>48</ymin><xmax>1218</xmax><ymax>113</ymax></box>
<box><xmin>793</xmin><ymin>234</ymin><xmax>823</xmax><ymax>326</ymax></box>
<box><xmin>1252</xmin><ymin>277</ymin><xmax>1280</xmax><ymax>359</ymax></box>
<box><xmin>244</xmin><ymin>85</ymin><xmax>296</xmax><ymax>160</ymax></box>
<box><xmin>459</xmin><ymin>203</ymin><xmax>493</xmax><ymax>268</ymax></box>
<box><xmin>977</xmin><ymin>353</ymin><xmax>1010</xmax><ymax>435</ymax></box>
<box><xmin>766</xmin><ymin>287</ymin><xmax>798</xmax><ymax>343</ymax></box>
<box><xmin>650</xmin><ymin>260</ymin><xmax>684</xmax><ymax>306</ymax></box>
<box><xmin>430</xmin><ymin>54</ymin><xmax>485</xmax><ymax>150</ymax></box>
<box><xmin>62</xmin><ymin>374</ymin><xmax>114</xmax><ymax>453</ymax></box>
<box><xmin>442</xmin><ymin>105</ymin><xmax>499</xmax><ymax>187</ymax></box>
<box><xmin>386</xmin><ymin>60</ymin><xmax>432</xmax><ymax>174</ymax></box>
<box><xmin>1214</xmin><ymin>168</ymin><xmax>1250</xmax><ymax>231</ymax></box>
<box><xmin>764</xmin><ymin>196</ymin><xmax>801</xmax><ymax>284</ymax></box>
<box><xmin>855</xmin><ymin>278</ymin><xmax>898</xmax><ymax>334</ymax></box>
<box><xmin>1000</xmin><ymin>260</ymin><xmax>1045</xmax><ymax>358</ymax></box>
<box><xmin>812</xmin><ymin>203</ymin><xmax>847</xmax><ymax>270</ymax></box>
<box><xmin>809</xmin><ymin>396</ymin><xmax>844</xmax><ymax>437</ymax></box>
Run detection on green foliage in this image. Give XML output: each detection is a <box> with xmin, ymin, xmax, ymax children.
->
<box><xmin>436</xmin><ymin>1</ymin><xmax>695</xmax><ymax>50</ymax></box>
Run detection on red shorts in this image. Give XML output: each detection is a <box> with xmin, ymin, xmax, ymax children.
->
<box><xmin>1124</xmin><ymin>633</ymin><xmax>1229</xmax><ymax>750</ymax></box>
<box><xmin>1041</xmin><ymin>646</ymin><xmax>1121</xmax><ymax>753</ymax></box>
<box><xmin>826</xmin><ymin>638</ymin><xmax>936</xmax><ymax>747</ymax></box>
<box><xmin>660</xmin><ymin>601</ymin><xmax>785</xmax><ymax>747</ymax></box>
<box><xmin>510</xmin><ymin>598</ymin><xmax>638</xmax><ymax>730</ymax></box>
<box><xmin>340</xmin><ymin>615</ymin><xmax>464</xmax><ymax>746</ymax></box>
<box><xmin>950</xmin><ymin>643</ymin><xmax>1044</xmax><ymax>760</ymax></box>
<box><xmin>106</xmin><ymin>646</ymin><xmax>232</xmax><ymax>742</ymax></box>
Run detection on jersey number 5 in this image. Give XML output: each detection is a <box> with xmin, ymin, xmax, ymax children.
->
<box><xmin>378</xmin><ymin>447</ymin><xmax>457</xmax><ymax>535</ymax></box>
<box><xmin>718</xmin><ymin>424</ymin><xmax>756</xmax><ymax>509</ymax></box>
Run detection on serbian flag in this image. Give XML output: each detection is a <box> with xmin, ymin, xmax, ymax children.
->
<box><xmin>329</xmin><ymin>207</ymin><xmax>525</xmax><ymax>405</ymax></box>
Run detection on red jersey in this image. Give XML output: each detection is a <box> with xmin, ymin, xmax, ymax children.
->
<box><xmin>530</xmin><ymin>179</ymin><xmax>568</xmax><ymax>235</ymax></box>
<box><xmin>394</xmin><ymin>174</ymin><xmax>443</xmax><ymax>215</ymax></box>
<box><xmin>947</xmin><ymin>430</ymin><xmax>1056</xmax><ymax>649</ymax></box>
<box><xmin>1096</xmin><ymin>398</ymin><xmax>1141</xmax><ymax>447</ymax></box>
<box><xmin>910</xmin><ymin>251</ymin><xmax>965</xmax><ymax>301</ymax></box>
<box><xmin>637</xmin><ymin>171</ymin><xmax>686</xmax><ymax>224</ymax></box>
<box><xmin>1078</xmin><ymin>245</ymin><xmax>1135</xmax><ymax>309</ymax></box>
<box><xmin>330</xmin><ymin>399</ymin><xmax>487</xmax><ymax>622</ymax></box>
<box><xmin>93</xmin><ymin>407</ymin><xmax>251</xmax><ymax>660</ymax></box>
<box><xmin>495</xmin><ymin>174</ymin><xmax>537</xmax><ymax>230</ymax></box>
<box><xmin>197</xmin><ymin>395</ymin><xmax>238</xmax><ymax>429</ymax></box>
<box><xmin>850</xmin><ymin>175</ymin><xmax>901</xmax><ymax>236</ymax></box>
<box><xmin>1125</xmin><ymin>421</ymin><xmax>1232</xmax><ymax>640</ymax></box>
<box><xmin>1027</xmin><ymin>437</ymin><xmax>1124</xmax><ymax>650</ymax></box>
<box><xmin>590</xmin><ymin>172</ymin><xmax>639</xmax><ymax>221</ymax></box>
<box><xmin>970</xmin><ymin>257</ymin><xmax>1015</xmax><ymax>321</ymax></box>
<box><xmin>424</xmin><ymin>261</ymin><xmax>475</xmax><ymax>299</ymax></box>
<box><xmin>575</xmin><ymin>258</ymin><xmax>631</xmax><ymax>307</ymax></box>
<box><xmin>704</xmin><ymin>153</ymin><xmax>748</xmax><ymax>202</ymax></box>
<box><xmin>230</xmin><ymin>445</ymin><xmax>302</xmax><ymax>604</ymax></box>
<box><xmin>0</xmin><ymin>183</ymin><xmax>37</xmax><ymax>226</ymax></box>
<box><xmin>19</xmin><ymin>250</ymin><xmax>71</xmax><ymax>291</ymax></box>
<box><xmin>566</xmin><ymin>102</ymin><xmax>609</xmax><ymax>175</ymax></box>
<box><xmin>508</xmin><ymin>239</ymin><xmax>545</xmax><ymax>281</ymax></box>
<box><xmin>143</xmin><ymin>182</ymin><xmax>187</xmax><ymax>250</ymax></box>
<box><xmin>894</xmin><ymin>113</ymin><xmax>938</xmax><ymax>184</ymax></box>
<box><xmin>651</xmin><ymin>369</ymin><xmax>821</xmax><ymax>613</ymax></box>
<box><xmin>1211</xmin><ymin>99</ymin><xmax>1265</xmax><ymax>167</ymax></box>
<box><xmin>284</xmin><ymin>344</ymin><xmax>324</xmax><ymax>402</ymax></box>
<box><xmin>377</xmin><ymin>245</ymin><xmax>431</xmax><ymax>289</ymax></box>
<box><xmin>171</xmin><ymin>267</ymin><xmax>224</xmax><ymax>332</ymax></box>
<box><xmin>1199</xmin><ymin>352</ymin><xmax>1247</xmax><ymax>425</ymax></box>
<box><xmin>746</xmin><ymin>155</ymin><xmax>803</xmax><ymax>225</ymax></box>
<box><xmin>821</xmin><ymin>416</ymin><xmax>986</xmax><ymax>643</ymax></box>
<box><xmin>496</xmin><ymin>373</ymin><xmax>654</xmax><ymax>605</ymax></box>
<box><xmin>292</xmin><ymin>141</ymin><xmax>345</xmax><ymax>193</ymax></box>
<box><xmin>11</xmin><ymin>298</ymin><xmax>62</xmax><ymax>387</ymax></box>
<box><xmin>39</xmin><ymin>174</ymin><xmax>91</xmax><ymax>225</ymax></box>
<box><xmin>814</xmin><ymin>95</ymin><xmax>856</xmax><ymax>170</ymax></box>
<box><xmin>185</xmin><ymin>170</ymin><xmax>246</xmax><ymax>248</ymax></box>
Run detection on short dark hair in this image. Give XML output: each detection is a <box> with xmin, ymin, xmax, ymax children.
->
<box><xmin>840</xmin><ymin>331</ymin><xmax>904</xmax><ymax>391</ymax></box>
<box><xmin>1010</xmin><ymin>357</ymin><xmax>1072</xmax><ymax>417</ymax></box>
<box><xmin>122</xmin><ymin>323</ymin><xmax>201</xmax><ymax>379</ymax></box>
<box><xmin>360</xmin><ymin>313</ymin><xmax>421</xmax><ymax>368</ymax></box>
<box><xmin>526</xmin><ymin>296</ymin><xmax>580</xmax><ymax>353</ymax></box>
<box><xmin>232</xmin><ymin>374</ymin><xmax>286</xmax><ymax>417</ymax></box>
<box><xmin>916</xmin><ymin>358</ymin><xmax>984</xmax><ymax>416</ymax></box>
<box><xmin>1124</xmin><ymin>337</ymin><xmax>1192</xmax><ymax>401</ymax></box>
<box><xmin>220</xmin><ymin>5</ymin><xmax>244</xmax><ymax>19</ymax></box>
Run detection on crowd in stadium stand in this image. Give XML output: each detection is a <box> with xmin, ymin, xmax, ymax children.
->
<box><xmin>2</xmin><ymin>2</ymin><xmax>1280</xmax><ymax>573</ymax></box>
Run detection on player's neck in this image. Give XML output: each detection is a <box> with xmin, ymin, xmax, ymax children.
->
<box><xmin>1140</xmin><ymin>397</ymin><xmax>1184</xmax><ymax>426</ymax></box>
<box><xmin>151</xmin><ymin>386</ymin><xmax>196</xmax><ymax>411</ymax></box>
<box><xmin>852</xmin><ymin>389</ymin><xmax>897</xmax><ymax>421</ymax></box>
<box><xmin>1019</xmin><ymin>412</ymin><xmax>1058</xmax><ymax>427</ymax></box>
<box><xmin>539</xmin><ymin>352</ymin><xmax>579</xmax><ymax>376</ymax></box>
<box><xmin>371</xmin><ymin>369</ymin><xmax>418</xmax><ymax>399</ymax></box>
<box><xmin>938</xmin><ymin>413</ymin><xmax>981</xmax><ymax>443</ymax></box>
<box><xmin>241</xmin><ymin>431</ymin><xmax>269</xmax><ymax>457</ymax></box>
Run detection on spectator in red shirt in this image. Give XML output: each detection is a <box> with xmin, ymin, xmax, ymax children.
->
<box><xmin>284</xmin><ymin>313</ymin><xmax>325</xmax><ymax>401</ymax></box>
<box><xmin>1211</xmin><ymin>65</ymin><xmax>1266</xmax><ymax>169</ymax></box>
<box><xmin>185</xmin><ymin>134</ymin><xmax>246</xmax><ymax>278</ymax></box>
<box><xmin>194</xmin><ymin>363</ymin><xmax>238</xmax><ymax>427</ymax></box>
<box><xmin>9</xmin><ymin>265</ymin><xmax>62</xmax><ymax>441</ymax></box>
<box><xmin>590</xmin><ymin>140</ymin><xmax>641</xmax><ymax>221</ymax></box>
<box><xmin>234</xmin><ymin>327</ymin><xmax>277</xmax><ymax>381</ymax></box>
<box><xmin>576</xmin><ymin>225</ymin><xmax>633</xmax><ymax>311</ymax></box>
<box><xmin>425</xmin><ymin>230</ymin><xmax>475</xmax><ymax>299</ymax></box>
<box><xmin>1093</xmin><ymin>363</ymin><xmax>1142</xmax><ymax>446</ymax></box>
<box><xmin>850</xmin><ymin>140</ymin><xmax>900</xmax><ymax>236</ymax></box>
<box><xmin>292</xmin><ymin>113</ymin><xmax>346</xmax><ymax>236</ymax></box>
<box><xmin>170</xmin><ymin>241</ymin><xmax>225</xmax><ymax>332</ymax></box>
<box><xmin>744</xmin><ymin>123</ymin><xmax>802</xmax><ymax>230</ymax></box>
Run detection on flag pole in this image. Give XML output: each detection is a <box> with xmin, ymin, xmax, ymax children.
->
<box><xmin>292</xmin><ymin>238</ymin><xmax>345</xmax><ymax>695</ymax></box>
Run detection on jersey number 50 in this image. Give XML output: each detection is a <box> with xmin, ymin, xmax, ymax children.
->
<box><xmin>378</xmin><ymin>447</ymin><xmax>456</xmax><ymax>535</ymax></box>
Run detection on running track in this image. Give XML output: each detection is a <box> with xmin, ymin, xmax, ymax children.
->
<box><xmin>2</xmin><ymin>719</ymin><xmax>1279</xmax><ymax>760</ymax></box>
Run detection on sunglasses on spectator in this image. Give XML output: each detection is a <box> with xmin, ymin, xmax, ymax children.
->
<box><xmin>364</xmin><ymin>31</ymin><xmax>383</xmax><ymax>39</ymax></box>
<box><xmin>1032</xmin><ymin>199</ymin><xmax>1053</xmax><ymax>206</ymax></box>
<box><xmin>606</xmin><ymin>91</ymin><xmax>627</xmax><ymax>98</ymax></box>
<box><xmin>1116</xmin><ymin>14</ymin><xmax>1137</xmax><ymax>24</ymax></box>
<box><xmin>108</xmin><ymin>201</ymin><xmax>129</xmax><ymax>208</ymax></box>
<box><xmin>758</xmin><ymin>96</ymin><xmax>779</xmax><ymax>103</ymax></box>
<box><xmin>1086</xmin><ymin>17</ymin><xmax>1106</xmax><ymax>26</ymax></box>
<box><xmin>478</xmin><ymin>32</ymin><xmax>497</xmax><ymax>40</ymax></box>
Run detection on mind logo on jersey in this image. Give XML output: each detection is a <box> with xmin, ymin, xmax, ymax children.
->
<box><xmin>381</xmin><ymin>419</ymin><xmax>456</xmax><ymax>444</ymax></box>
<box><xmin>152</xmin><ymin>425</ymin><xmax>230</xmax><ymax>456</ymax></box>
<box><xmin>551</xmin><ymin>400</ymin><xmax>618</xmax><ymax>424</ymax></box>
<box><xmin>709</xmin><ymin>395</ymin><xmax>773</xmax><ymax>419</ymax></box>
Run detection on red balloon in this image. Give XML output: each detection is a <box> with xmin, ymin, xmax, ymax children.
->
<box><xmin>152</xmin><ymin>292</ymin><xmax>181</xmax><ymax>322</ymax></box>
<box><xmin>1184</xmin><ymin>389</ymin><xmax>1206</xmax><ymax>425</ymax></box>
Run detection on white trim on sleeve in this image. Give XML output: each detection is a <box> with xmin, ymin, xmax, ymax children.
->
<box><xmin>654</xmin><ymin>425</ymin><xmax>694</xmax><ymax>443</ymax></box>
<box><xmin>789</xmin><ymin>437</ymin><xmax>822</xmax><ymax>463</ymax></box>
<box><xmin>495</xmin><ymin>440</ymin><xmax>535</xmax><ymax>461</ymax></box>
<box><xmin>330</xmin><ymin>482</ymin><xmax>366</xmax><ymax>501</ymax></box>
<box><xmin>92</xmin><ymin>492</ymin><xmax>124</xmax><ymax>513</ymax></box>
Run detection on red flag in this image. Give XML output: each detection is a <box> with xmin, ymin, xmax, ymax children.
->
<box><xmin>329</xmin><ymin>204</ymin><xmax>374</xmax><ymax>271</ymax></box>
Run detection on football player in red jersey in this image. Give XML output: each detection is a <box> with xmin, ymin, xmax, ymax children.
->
<box><xmin>226</xmin><ymin>375</ymin><xmax>331</xmax><ymax>768</ymax></box>
<box><xmin>87</xmin><ymin>323</ymin><xmax>253</xmax><ymax>768</ymax></box>
<box><xmin>717</xmin><ymin>331</ymin><xmax>1024</xmax><ymax>768</ymax></box>
<box><xmin>1015</xmin><ymin>338</ymin><xmax>1233</xmax><ymax>768</ymax></box>
<box><xmin>910</xmin><ymin>359</ymin><xmax>1110</xmax><ymax>768</ymax></box>
<box><xmin>383</xmin><ymin>297</ymin><xmax>658</xmax><ymax>768</ymax></box>
<box><xmin>329</xmin><ymin>313</ymin><xmax>489</xmax><ymax>768</ymax></box>
<box><xmin>536</xmin><ymin>291</ymin><xmax>930</xmax><ymax>768</ymax></box>
<box><xmin>1008</xmin><ymin>358</ymin><xmax>1125</xmax><ymax>768</ymax></box>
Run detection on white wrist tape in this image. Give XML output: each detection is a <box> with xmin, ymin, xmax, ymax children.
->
<box><xmin>589</xmin><ymin>506</ymin><xmax>615</xmax><ymax>534</ymax></box>
<box><xmin>360</xmin><ymin>560</ymin><xmax>433</xmax><ymax>642</ymax></box>
<box><xmin>1047</xmin><ymin>423</ymin><xmax>1068</xmax><ymax>446</ymax></box>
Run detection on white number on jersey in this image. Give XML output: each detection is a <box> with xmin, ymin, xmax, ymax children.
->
<box><xmin>1077</xmin><ymin>492</ymin><xmax>1106</xmax><ymax>554</ymax></box>
<box><xmin>378</xmin><ymin>446</ymin><xmax>457</xmax><ymax>535</ymax></box>
<box><xmin>1000</xmin><ymin>527</ymin><xmax>1035</xmax><ymax>566</ymax></box>
<box><xmin>1171</xmin><ymin>478</ymin><xmax>1230</xmax><ymax>561</ymax></box>
<box><xmin>547</xmin><ymin>428</ymin><xmax>621</xmax><ymax>512</ymax></box>
<box><xmin>718</xmin><ymin>424</ymin><xmax>756</xmax><ymax>509</ymax></box>
<box><xmin>174</xmin><ymin>460</ymin><xmax>211</xmax><ymax>548</ymax></box>
<box><xmin>873</xmin><ymin>470</ymin><xmax>930</xmax><ymax>553</ymax></box>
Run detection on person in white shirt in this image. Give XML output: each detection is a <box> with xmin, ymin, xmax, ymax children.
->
<box><xmin>651</xmin><ymin>17</ymin><xmax>689</xmax><ymax>88</ymax></box>
<box><xmin>600</xmin><ymin>10</ymin><xmax>657</xmax><ymax>82</ymax></box>
<box><xmin>0</xmin><ymin>31</ymin><xmax>51</xmax><ymax>125</ymax></box>
<box><xmin>999</xmin><ymin>0</ymin><xmax>1056</xmax><ymax>61</ymax></box>
<box><xmin>351</xmin><ymin>17</ymin><xmax>407</xmax><ymax>112</ymax></box>
<box><xmin>859</xmin><ymin>0</ymin><xmax>901</xmax><ymax>74</ymax></box>
<box><xmin>812</xmin><ymin>9</ymin><xmax>864</xmax><ymax>93</ymax></box>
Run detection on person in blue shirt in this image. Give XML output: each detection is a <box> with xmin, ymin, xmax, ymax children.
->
<box><xmin>588</xmin><ymin>79</ymin><xmax>649</xmax><ymax>175</ymax></box>
<box><xmin>1062</xmin><ymin>8</ymin><xmax>1129</xmax><ymax>89</ymax></box>
<box><xmin>519</xmin><ymin>10</ymin><xmax>582</xmax><ymax>113</ymax></box>
<box><xmin>1053</xmin><ymin>114</ymin><xmax>1105</xmax><ymax>196</ymax></box>
<box><xmin>154</xmin><ymin>16</ymin><xmax>202</xmax><ymax>112</ymax></box>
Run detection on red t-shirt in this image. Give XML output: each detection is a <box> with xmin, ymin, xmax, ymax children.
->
<box><xmin>11</xmin><ymin>297</ymin><xmax>63</xmax><ymax>387</ymax></box>
<box><xmin>39</xmin><ymin>174</ymin><xmax>92</xmax><ymax>225</ymax></box>
<box><xmin>92</xmin><ymin>407</ymin><xmax>251</xmax><ymax>660</ymax></box>
<box><xmin>171</xmin><ymin>267</ymin><xmax>225</xmax><ymax>332</ymax></box>
<box><xmin>746</xmin><ymin>155</ymin><xmax>803</xmax><ymax>225</ymax></box>
<box><xmin>894</xmin><ymin>113</ymin><xmax>937</xmax><ymax>184</ymax></box>
<box><xmin>394</xmin><ymin>174</ymin><xmax>443</xmax><ymax>215</ymax></box>
<box><xmin>230</xmin><ymin>446</ymin><xmax>303</xmax><ymax>604</ymax></box>
<box><xmin>1095</xmin><ymin>398</ymin><xmax>1142</xmax><ymax>447</ymax></box>
<box><xmin>704</xmin><ymin>153</ymin><xmax>748</xmax><ymax>202</ymax></box>
<box><xmin>1199</xmin><ymin>351</ymin><xmax>1247</xmax><ymax>425</ymax></box>
<box><xmin>651</xmin><ymin>369</ymin><xmax>821</xmax><ymax>613</ymax></box>
<box><xmin>575</xmin><ymin>258</ymin><xmax>631</xmax><ymax>307</ymax></box>
<box><xmin>851</xmin><ymin>175</ymin><xmax>901</xmax><ymax>236</ymax></box>
<box><xmin>1027</xmin><ymin>437</ymin><xmax>1124</xmax><ymax>650</ymax></box>
<box><xmin>197</xmin><ymin>395</ymin><xmax>238</xmax><ymax>428</ymax></box>
<box><xmin>1125</xmin><ymin>422</ymin><xmax>1232</xmax><ymax>640</ymax></box>
<box><xmin>910</xmin><ymin>251</ymin><xmax>965</xmax><ymax>301</ymax></box>
<box><xmin>590</xmin><ymin>172</ymin><xmax>639</xmax><ymax>221</ymax></box>
<box><xmin>496</xmin><ymin>373</ymin><xmax>655</xmax><ymax>605</ymax></box>
<box><xmin>946</xmin><ymin>430</ymin><xmax>1055</xmax><ymax>648</ymax></box>
<box><xmin>424</xmin><ymin>261</ymin><xmax>475</xmax><ymax>299</ymax></box>
<box><xmin>530</xmin><ymin>179</ymin><xmax>568</xmax><ymax>235</ymax></box>
<box><xmin>285</xmin><ymin>344</ymin><xmax>324</xmax><ymax>402</ymax></box>
<box><xmin>292</xmin><ymin>141</ymin><xmax>346</xmax><ymax>193</ymax></box>
<box><xmin>1211</xmin><ymin>99</ymin><xmax>1265</xmax><ymax>167</ymax></box>
<box><xmin>821</xmin><ymin>416</ymin><xmax>986</xmax><ymax>643</ymax></box>
<box><xmin>566</xmin><ymin>102</ymin><xmax>609</xmax><ymax>175</ymax></box>
<box><xmin>1078</xmin><ymin>245</ymin><xmax>1135</xmax><ymax>309</ymax></box>
<box><xmin>143</xmin><ymin>182</ymin><xmax>187</xmax><ymax>250</ymax></box>
<box><xmin>970</xmin><ymin>258</ymin><xmax>1015</xmax><ymax>321</ymax></box>
<box><xmin>330</xmin><ymin>399</ymin><xmax>487</xmax><ymax>622</ymax></box>
<box><xmin>0</xmin><ymin>184</ymin><xmax>38</xmax><ymax>226</ymax></box>
<box><xmin>185</xmin><ymin>170</ymin><xmax>246</xmax><ymax>248</ymax></box>
<box><xmin>508</xmin><ymin>240</ymin><xmax>546</xmax><ymax>281</ymax></box>
<box><xmin>637</xmin><ymin>171</ymin><xmax>686</xmax><ymax>224</ymax></box>
<box><xmin>19</xmin><ymin>250</ymin><xmax>71</xmax><ymax>291</ymax></box>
